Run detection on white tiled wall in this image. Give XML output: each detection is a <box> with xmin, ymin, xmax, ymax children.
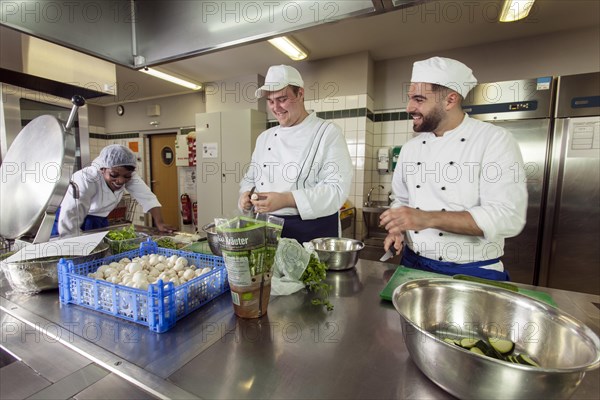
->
<box><xmin>304</xmin><ymin>94</ymin><xmax>416</xmax><ymax>241</ymax></box>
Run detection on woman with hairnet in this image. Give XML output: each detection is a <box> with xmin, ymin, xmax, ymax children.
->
<box><xmin>52</xmin><ymin>144</ymin><xmax>175</xmax><ymax>237</ymax></box>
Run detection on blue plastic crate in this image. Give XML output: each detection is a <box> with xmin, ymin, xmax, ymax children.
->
<box><xmin>58</xmin><ymin>240</ymin><xmax>229</xmax><ymax>333</ymax></box>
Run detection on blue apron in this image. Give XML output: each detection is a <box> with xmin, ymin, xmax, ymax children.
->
<box><xmin>51</xmin><ymin>207</ymin><xmax>109</xmax><ymax>236</ymax></box>
<box><xmin>275</xmin><ymin>212</ymin><xmax>339</xmax><ymax>244</ymax></box>
<box><xmin>400</xmin><ymin>245</ymin><xmax>510</xmax><ymax>281</ymax></box>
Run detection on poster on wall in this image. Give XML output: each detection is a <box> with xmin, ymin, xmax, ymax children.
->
<box><xmin>202</xmin><ymin>142</ymin><xmax>218</xmax><ymax>158</ymax></box>
<box><xmin>182</xmin><ymin>167</ymin><xmax>197</xmax><ymax>198</ymax></box>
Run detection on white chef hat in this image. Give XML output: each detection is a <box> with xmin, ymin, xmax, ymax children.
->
<box><xmin>255</xmin><ymin>65</ymin><xmax>304</xmax><ymax>98</ymax></box>
<box><xmin>411</xmin><ymin>57</ymin><xmax>478</xmax><ymax>98</ymax></box>
<box><xmin>93</xmin><ymin>145</ymin><xmax>137</xmax><ymax>169</ymax></box>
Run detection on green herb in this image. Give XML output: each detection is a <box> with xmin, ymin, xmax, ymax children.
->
<box><xmin>301</xmin><ymin>254</ymin><xmax>333</xmax><ymax>311</ymax></box>
<box><xmin>155</xmin><ymin>238</ymin><xmax>181</xmax><ymax>249</ymax></box>
<box><xmin>106</xmin><ymin>225</ymin><xmax>141</xmax><ymax>253</ymax></box>
<box><xmin>106</xmin><ymin>224</ymin><xmax>137</xmax><ymax>241</ymax></box>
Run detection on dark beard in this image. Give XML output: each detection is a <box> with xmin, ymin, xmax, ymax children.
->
<box><xmin>411</xmin><ymin>108</ymin><xmax>443</xmax><ymax>133</ymax></box>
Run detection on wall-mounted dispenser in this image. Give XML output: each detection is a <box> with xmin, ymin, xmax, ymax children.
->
<box><xmin>378</xmin><ymin>147</ymin><xmax>390</xmax><ymax>173</ymax></box>
<box><xmin>392</xmin><ymin>146</ymin><xmax>402</xmax><ymax>171</ymax></box>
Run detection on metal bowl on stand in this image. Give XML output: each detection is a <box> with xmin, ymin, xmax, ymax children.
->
<box><xmin>0</xmin><ymin>95</ymin><xmax>89</xmax><ymax>294</ymax></box>
<box><xmin>1</xmin><ymin>242</ymin><xmax>109</xmax><ymax>293</ymax></box>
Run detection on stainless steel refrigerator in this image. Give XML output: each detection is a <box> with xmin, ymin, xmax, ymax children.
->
<box><xmin>463</xmin><ymin>77</ymin><xmax>555</xmax><ymax>285</ymax></box>
<box><xmin>538</xmin><ymin>72</ymin><xmax>600</xmax><ymax>295</ymax></box>
<box><xmin>464</xmin><ymin>73</ymin><xmax>600</xmax><ymax>294</ymax></box>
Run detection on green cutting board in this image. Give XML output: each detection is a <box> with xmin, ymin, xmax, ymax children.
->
<box><xmin>380</xmin><ymin>266</ymin><xmax>557</xmax><ymax>307</ymax></box>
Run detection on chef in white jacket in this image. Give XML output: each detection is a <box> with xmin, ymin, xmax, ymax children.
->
<box><xmin>239</xmin><ymin>65</ymin><xmax>353</xmax><ymax>243</ymax></box>
<box><xmin>52</xmin><ymin>144</ymin><xmax>174</xmax><ymax>237</ymax></box>
<box><xmin>380</xmin><ymin>57</ymin><xmax>527</xmax><ymax>280</ymax></box>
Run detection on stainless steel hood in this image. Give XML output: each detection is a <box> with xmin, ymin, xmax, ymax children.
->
<box><xmin>0</xmin><ymin>0</ymin><xmax>426</xmax><ymax>69</ymax></box>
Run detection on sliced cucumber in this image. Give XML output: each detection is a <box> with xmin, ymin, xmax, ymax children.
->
<box><xmin>470</xmin><ymin>347</ymin><xmax>485</xmax><ymax>355</ymax></box>
<box><xmin>451</xmin><ymin>334</ymin><xmax>540</xmax><ymax>367</ymax></box>
<box><xmin>490</xmin><ymin>338</ymin><xmax>515</xmax><ymax>355</ymax></box>
<box><xmin>460</xmin><ymin>337</ymin><xmax>479</xmax><ymax>348</ymax></box>
<box><xmin>516</xmin><ymin>354</ymin><xmax>540</xmax><ymax>367</ymax></box>
<box><xmin>475</xmin><ymin>340</ymin><xmax>504</xmax><ymax>360</ymax></box>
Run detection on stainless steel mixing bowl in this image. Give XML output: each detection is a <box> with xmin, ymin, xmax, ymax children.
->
<box><xmin>310</xmin><ymin>237</ymin><xmax>364</xmax><ymax>271</ymax></box>
<box><xmin>392</xmin><ymin>278</ymin><xmax>600</xmax><ymax>400</ymax></box>
<box><xmin>1</xmin><ymin>243</ymin><xmax>109</xmax><ymax>293</ymax></box>
<box><xmin>202</xmin><ymin>223</ymin><xmax>222</xmax><ymax>256</ymax></box>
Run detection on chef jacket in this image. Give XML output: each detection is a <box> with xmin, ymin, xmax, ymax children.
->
<box><xmin>391</xmin><ymin>114</ymin><xmax>527</xmax><ymax>270</ymax></box>
<box><xmin>240</xmin><ymin>112</ymin><xmax>353</xmax><ymax>220</ymax></box>
<box><xmin>57</xmin><ymin>166</ymin><xmax>161</xmax><ymax>236</ymax></box>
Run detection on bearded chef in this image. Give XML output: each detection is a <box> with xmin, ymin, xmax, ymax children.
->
<box><xmin>380</xmin><ymin>57</ymin><xmax>527</xmax><ymax>280</ymax></box>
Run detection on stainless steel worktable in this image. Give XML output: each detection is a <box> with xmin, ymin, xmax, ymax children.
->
<box><xmin>1</xmin><ymin>259</ymin><xmax>599</xmax><ymax>399</ymax></box>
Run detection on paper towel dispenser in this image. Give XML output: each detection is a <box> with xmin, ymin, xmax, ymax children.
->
<box><xmin>378</xmin><ymin>147</ymin><xmax>390</xmax><ymax>173</ymax></box>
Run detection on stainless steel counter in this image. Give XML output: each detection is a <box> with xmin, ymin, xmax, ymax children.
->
<box><xmin>1</xmin><ymin>259</ymin><xmax>599</xmax><ymax>399</ymax></box>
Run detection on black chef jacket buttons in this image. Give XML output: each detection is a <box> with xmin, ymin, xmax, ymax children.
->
<box><xmin>438</xmin><ymin>257</ymin><xmax>443</xmax><ymax>261</ymax></box>
<box><xmin>415</xmin><ymin>231</ymin><xmax>419</xmax><ymax>234</ymax></box>
<box><xmin>441</xmin><ymin>187</ymin><xmax>446</xmax><ymax>190</ymax></box>
<box><xmin>261</xmin><ymin>182</ymin><xmax>264</xmax><ymax>186</ymax></box>
<box><xmin>416</xmin><ymin>251</ymin><xmax>421</xmax><ymax>255</ymax></box>
<box><xmin>416</xmin><ymin>207</ymin><xmax>420</xmax><ymax>210</ymax></box>
<box><xmin>461</xmin><ymin>138</ymin><xmax>466</xmax><ymax>142</ymax></box>
<box><xmin>439</xmin><ymin>232</ymin><xmax>444</xmax><ymax>236</ymax></box>
<box><xmin>417</xmin><ymin>162</ymin><xmax>422</xmax><ymax>166</ymax></box>
<box><xmin>441</xmin><ymin>208</ymin><xmax>446</xmax><ymax>211</ymax></box>
<box><xmin>449</xmin><ymin>161</ymin><xmax>455</xmax><ymax>165</ymax></box>
<box><xmin>416</xmin><ymin>185</ymin><xmax>421</xmax><ymax>188</ymax></box>
<box><xmin>422</xmin><ymin>141</ymin><xmax>426</xmax><ymax>144</ymax></box>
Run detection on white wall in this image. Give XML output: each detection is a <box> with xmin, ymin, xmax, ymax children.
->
<box><xmin>204</xmin><ymin>74</ymin><xmax>263</xmax><ymax>113</ymax></box>
<box><xmin>103</xmin><ymin>92</ymin><xmax>205</xmax><ymax>133</ymax></box>
<box><xmin>374</xmin><ymin>26</ymin><xmax>600</xmax><ymax>110</ymax></box>
<box><xmin>300</xmin><ymin>51</ymin><xmax>372</xmax><ymax>101</ymax></box>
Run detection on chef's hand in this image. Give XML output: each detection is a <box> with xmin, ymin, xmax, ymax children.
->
<box><xmin>156</xmin><ymin>221</ymin><xmax>176</xmax><ymax>233</ymax></box>
<box><xmin>149</xmin><ymin>207</ymin><xmax>175</xmax><ymax>233</ymax></box>
<box><xmin>239</xmin><ymin>190</ymin><xmax>254</xmax><ymax>211</ymax></box>
<box><xmin>384</xmin><ymin>233</ymin><xmax>404</xmax><ymax>255</ymax></box>
<box><xmin>379</xmin><ymin>206</ymin><xmax>429</xmax><ymax>236</ymax></box>
<box><xmin>251</xmin><ymin>192</ymin><xmax>295</xmax><ymax>214</ymax></box>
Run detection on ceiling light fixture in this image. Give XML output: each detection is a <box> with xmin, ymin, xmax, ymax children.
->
<box><xmin>268</xmin><ymin>36</ymin><xmax>308</xmax><ymax>61</ymax></box>
<box><xmin>141</xmin><ymin>67</ymin><xmax>202</xmax><ymax>90</ymax></box>
<box><xmin>499</xmin><ymin>0</ymin><xmax>536</xmax><ymax>22</ymax></box>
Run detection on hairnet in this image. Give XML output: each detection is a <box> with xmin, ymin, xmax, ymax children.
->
<box><xmin>92</xmin><ymin>144</ymin><xmax>137</xmax><ymax>169</ymax></box>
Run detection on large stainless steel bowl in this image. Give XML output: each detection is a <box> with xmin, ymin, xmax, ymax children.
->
<box><xmin>0</xmin><ymin>243</ymin><xmax>109</xmax><ymax>293</ymax></box>
<box><xmin>310</xmin><ymin>237</ymin><xmax>364</xmax><ymax>271</ymax></box>
<box><xmin>392</xmin><ymin>278</ymin><xmax>600</xmax><ymax>400</ymax></box>
<box><xmin>202</xmin><ymin>223</ymin><xmax>222</xmax><ymax>256</ymax></box>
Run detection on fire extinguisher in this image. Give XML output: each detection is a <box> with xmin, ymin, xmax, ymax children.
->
<box><xmin>181</xmin><ymin>193</ymin><xmax>193</xmax><ymax>225</ymax></box>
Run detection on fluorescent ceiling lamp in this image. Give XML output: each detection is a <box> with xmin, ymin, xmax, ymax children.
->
<box><xmin>141</xmin><ymin>67</ymin><xmax>202</xmax><ymax>90</ymax></box>
<box><xmin>499</xmin><ymin>0</ymin><xmax>536</xmax><ymax>22</ymax></box>
<box><xmin>268</xmin><ymin>36</ymin><xmax>308</xmax><ymax>61</ymax></box>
